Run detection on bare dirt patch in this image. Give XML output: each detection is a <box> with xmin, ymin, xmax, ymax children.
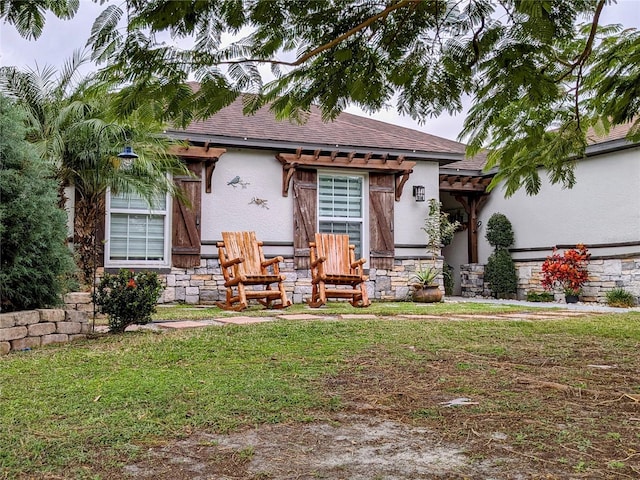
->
<box><xmin>122</xmin><ymin>414</ymin><xmax>520</xmax><ymax>479</ymax></box>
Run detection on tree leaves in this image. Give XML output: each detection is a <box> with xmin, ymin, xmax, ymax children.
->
<box><xmin>10</xmin><ymin>0</ymin><xmax>637</xmax><ymax>197</ymax></box>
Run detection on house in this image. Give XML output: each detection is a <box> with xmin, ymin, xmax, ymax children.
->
<box><xmin>98</xmin><ymin>93</ymin><xmax>639</xmax><ymax>305</ymax></box>
<box><xmin>441</xmin><ymin>122</ymin><xmax>640</xmax><ymax>303</ymax></box>
<box><xmin>100</xmin><ymin>97</ymin><xmax>468</xmax><ymax>304</ymax></box>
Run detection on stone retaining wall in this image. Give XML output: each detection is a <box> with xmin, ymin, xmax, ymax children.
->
<box><xmin>158</xmin><ymin>257</ymin><xmax>443</xmax><ymax>305</ymax></box>
<box><xmin>460</xmin><ymin>255</ymin><xmax>640</xmax><ymax>304</ymax></box>
<box><xmin>0</xmin><ymin>309</ymin><xmax>90</xmax><ymax>355</ymax></box>
<box><xmin>89</xmin><ymin>257</ymin><xmax>442</xmax><ymax>306</ymax></box>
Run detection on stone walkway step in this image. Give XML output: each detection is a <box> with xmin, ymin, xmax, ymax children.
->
<box><xmin>92</xmin><ymin>307</ymin><xmax>599</xmax><ymax>333</ymax></box>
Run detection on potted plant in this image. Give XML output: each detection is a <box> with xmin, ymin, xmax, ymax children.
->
<box><xmin>410</xmin><ymin>264</ymin><xmax>443</xmax><ymax>302</ymax></box>
<box><xmin>541</xmin><ymin>244</ymin><xmax>590</xmax><ymax>303</ymax></box>
<box><xmin>411</xmin><ymin>199</ymin><xmax>459</xmax><ymax>302</ymax></box>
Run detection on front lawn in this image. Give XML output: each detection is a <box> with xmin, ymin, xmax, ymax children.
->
<box><xmin>1</xmin><ymin>305</ymin><xmax>638</xmax><ymax>479</ymax></box>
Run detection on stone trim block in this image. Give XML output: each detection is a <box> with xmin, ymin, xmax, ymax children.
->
<box><xmin>0</xmin><ymin>326</ymin><xmax>28</xmax><ymax>342</ymax></box>
<box><xmin>36</xmin><ymin>309</ymin><xmax>65</xmax><ymax>322</ymax></box>
<box><xmin>28</xmin><ymin>322</ymin><xmax>56</xmax><ymax>336</ymax></box>
<box><xmin>0</xmin><ymin>313</ymin><xmax>16</xmax><ymax>329</ymax></box>
<box><xmin>56</xmin><ymin>322</ymin><xmax>82</xmax><ymax>334</ymax></box>
<box><xmin>11</xmin><ymin>336</ymin><xmax>41</xmax><ymax>351</ymax></box>
<box><xmin>14</xmin><ymin>311</ymin><xmax>40</xmax><ymax>326</ymax></box>
<box><xmin>41</xmin><ymin>334</ymin><xmax>69</xmax><ymax>345</ymax></box>
<box><xmin>65</xmin><ymin>310</ymin><xmax>88</xmax><ymax>323</ymax></box>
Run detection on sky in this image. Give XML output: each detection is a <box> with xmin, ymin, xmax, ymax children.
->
<box><xmin>1</xmin><ymin>0</ymin><xmax>639</xmax><ymax>142</ymax></box>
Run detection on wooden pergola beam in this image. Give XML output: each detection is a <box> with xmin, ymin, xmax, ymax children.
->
<box><xmin>277</xmin><ymin>151</ymin><xmax>416</xmax><ymax>198</ymax></box>
<box><xmin>169</xmin><ymin>145</ymin><xmax>227</xmax><ymax>193</ymax></box>
<box><xmin>439</xmin><ymin>174</ymin><xmax>492</xmax><ymax>193</ymax></box>
<box><xmin>277</xmin><ymin>152</ymin><xmax>415</xmax><ymax>172</ymax></box>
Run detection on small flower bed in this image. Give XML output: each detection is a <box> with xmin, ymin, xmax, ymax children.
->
<box><xmin>541</xmin><ymin>244</ymin><xmax>590</xmax><ymax>296</ymax></box>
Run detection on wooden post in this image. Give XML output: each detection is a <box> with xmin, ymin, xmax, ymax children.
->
<box><xmin>469</xmin><ymin>196</ymin><xmax>478</xmax><ymax>263</ymax></box>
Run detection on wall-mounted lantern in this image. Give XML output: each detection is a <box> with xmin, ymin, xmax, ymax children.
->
<box><xmin>412</xmin><ymin>185</ymin><xmax>425</xmax><ymax>202</ymax></box>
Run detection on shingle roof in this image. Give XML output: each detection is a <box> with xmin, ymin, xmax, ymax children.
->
<box><xmin>441</xmin><ymin>151</ymin><xmax>488</xmax><ymax>173</ymax></box>
<box><xmin>444</xmin><ymin>121</ymin><xmax>639</xmax><ymax>174</ymax></box>
<box><xmin>586</xmin><ymin>121</ymin><xmax>638</xmax><ymax>145</ymax></box>
<box><xmin>167</xmin><ymin>94</ymin><xmax>467</xmax><ymax>157</ymax></box>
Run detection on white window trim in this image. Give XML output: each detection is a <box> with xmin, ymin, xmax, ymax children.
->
<box><xmin>104</xmin><ymin>189</ymin><xmax>172</xmax><ymax>269</ymax></box>
<box><xmin>317</xmin><ymin>170</ymin><xmax>369</xmax><ymax>262</ymax></box>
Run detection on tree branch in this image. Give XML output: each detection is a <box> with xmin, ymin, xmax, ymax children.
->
<box><xmin>555</xmin><ymin>0</ymin><xmax>606</xmax><ymax>82</ymax></box>
<box><xmin>213</xmin><ymin>0</ymin><xmax>420</xmax><ymax>67</ymax></box>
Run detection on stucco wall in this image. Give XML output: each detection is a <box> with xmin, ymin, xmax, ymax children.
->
<box><xmin>201</xmin><ymin>149</ymin><xmax>294</xmax><ymax>258</ymax></box>
<box><xmin>199</xmin><ymin>147</ymin><xmax>442</xmax><ymax>261</ymax></box>
<box><xmin>478</xmin><ymin>146</ymin><xmax>640</xmax><ymax>263</ymax></box>
<box><xmin>395</xmin><ymin>161</ymin><xmax>441</xmax><ymax>252</ymax></box>
<box><xmin>451</xmin><ymin>146</ymin><xmax>640</xmax><ymax>302</ymax></box>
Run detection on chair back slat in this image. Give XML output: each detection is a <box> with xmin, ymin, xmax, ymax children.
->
<box><xmin>316</xmin><ymin>233</ymin><xmax>350</xmax><ymax>275</ymax></box>
<box><xmin>222</xmin><ymin>231</ymin><xmax>263</xmax><ymax>275</ymax></box>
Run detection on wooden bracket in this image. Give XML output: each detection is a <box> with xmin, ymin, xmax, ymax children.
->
<box><xmin>204</xmin><ymin>158</ymin><xmax>218</xmax><ymax>193</ymax></box>
<box><xmin>282</xmin><ymin>163</ymin><xmax>297</xmax><ymax>197</ymax></box>
<box><xmin>395</xmin><ymin>170</ymin><xmax>412</xmax><ymax>201</ymax></box>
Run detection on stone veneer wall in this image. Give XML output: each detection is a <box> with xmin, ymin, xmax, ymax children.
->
<box><xmin>0</xmin><ymin>308</ymin><xmax>90</xmax><ymax>355</ymax></box>
<box><xmin>460</xmin><ymin>255</ymin><xmax>640</xmax><ymax>303</ymax></box>
<box><xmin>158</xmin><ymin>257</ymin><xmax>444</xmax><ymax>305</ymax></box>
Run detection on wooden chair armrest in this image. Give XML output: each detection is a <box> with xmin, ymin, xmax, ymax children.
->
<box><xmin>351</xmin><ymin>258</ymin><xmax>367</xmax><ymax>269</ymax></box>
<box><xmin>261</xmin><ymin>256</ymin><xmax>283</xmax><ymax>267</ymax></box>
<box><xmin>311</xmin><ymin>256</ymin><xmax>326</xmax><ymax>268</ymax></box>
<box><xmin>221</xmin><ymin>256</ymin><xmax>244</xmax><ymax>268</ymax></box>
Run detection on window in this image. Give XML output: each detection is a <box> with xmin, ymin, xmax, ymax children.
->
<box><xmin>318</xmin><ymin>173</ymin><xmax>367</xmax><ymax>258</ymax></box>
<box><xmin>106</xmin><ymin>190</ymin><xmax>170</xmax><ymax>267</ymax></box>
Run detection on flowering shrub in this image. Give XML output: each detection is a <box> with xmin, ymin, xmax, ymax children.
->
<box><xmin>94</xmin><ymin>269</ymin><xmax>163</xmax><ymax>333</ymax></box>
<box><xmin>541</xmin><ymin>244</ymin><xmax>590</xmax><ymax>296</ymax></box>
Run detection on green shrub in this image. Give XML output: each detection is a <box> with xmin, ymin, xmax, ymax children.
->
<box><xmin>94</xmin><ymin>269</ymin><xmax>163</xmax><ymax>333</ymax></box>
<box><xmin>526</xmin><ymin>291</ymin><xmax>555</xmax><ymax>302</ymax></box>
<box><xmin>0</xmin><ymin>95</ymin><xmax>77</xmax><ymax>312</ymax></box>
<box><xmin>486</xmin><ymin>213</ymin><xmax>515</xmax><ymax>249</ymax></box>
<box><xmin>485</xmin><ymin>249</ymin><xmax>517</xmax><ymax>298</ymax></box>
<box><xmin>443</xmin><ymin>263</ymin><xmax>454</xmax><ymax>296</ymax></box>
<box><xmin>484</xmin><ymin>213</ymin><xmax>517</xmax><ymax>298</ymax></box>
<box><xmin>605</xmin><ymin>288</ymin><xmax>637</xmax><ymax>308</ymax></box>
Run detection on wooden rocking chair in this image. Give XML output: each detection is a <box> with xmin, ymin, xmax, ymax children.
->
<box><xmin>216</xmin><ymin>231</ymin><xmax>291</xmax><ymax>311</ymax></box>
<box><xmin>308</xmin><ymin>233</ymin><xmax>370</xmax><ymax>308</ymax></box>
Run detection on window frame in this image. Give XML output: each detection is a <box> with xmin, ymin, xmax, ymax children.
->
<box><xmin>316</xmin><ymin>170</ymin><xmax>369</xmax><ymax>262</ymax></box>
<box><xmin>104</xmin><ymin>189</ymin><xmax>172</xmax><ymax>269</ymax></box>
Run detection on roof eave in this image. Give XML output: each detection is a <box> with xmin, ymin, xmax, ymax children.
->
<box><xmin>585</xmin><ymin>138</ymin><xmax>639</xmax><ymax>156</ymax></box>
<box><xmin>165</xmin><ymin>130</ymin><xmax>464</xmax><ymax>164</ymax></box>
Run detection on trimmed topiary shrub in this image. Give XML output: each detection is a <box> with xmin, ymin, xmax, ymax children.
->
<box><xmin>94</xmin><ymin>269</ymin><xmax>163</xmax><ymax>333</ymax></box>
<box><xmin>486</xmin><ymin>213</ymin><xmax>515</xmax><ymax>249</ymax></box>
<box><xmin>484</xmin><ymin>213</ymin><xmax>517</xmax><ymax>298</ymax></box>
<box><xmin>485</xmin><ymin>249</ymin><xmax>517</xmax><ymax>298</ymax></box>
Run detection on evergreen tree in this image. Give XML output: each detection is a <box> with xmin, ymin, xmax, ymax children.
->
<box><xmin>0</xmin><ymin>95</ymin><xmax>76</xmax><ymax>311</ymax></box>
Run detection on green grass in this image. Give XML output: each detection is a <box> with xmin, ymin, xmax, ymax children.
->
<box><xmin>151</xmin><ymin>300</ymin><xmax>548</xmax><ymax>321</ymax></box>
<box><xmin>1</xmin><ymin>307</ymin><xmax>639</xmax><ymax>478</ymax></box>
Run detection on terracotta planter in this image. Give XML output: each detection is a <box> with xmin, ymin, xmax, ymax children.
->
<box><xmin>412</xmin><ymin>285</ymin><xmax>443</xmax><ymax>303</ymax></box>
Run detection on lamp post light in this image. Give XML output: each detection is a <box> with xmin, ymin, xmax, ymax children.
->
<box><xmin>91</xmin><ymin>130</ymin><xmax>139</xmax><ymax>333</ymax></box>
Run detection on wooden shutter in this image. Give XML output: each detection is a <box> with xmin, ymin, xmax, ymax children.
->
<box><xmin>369</xmin><ymin>173</ymin><xmax>395</xmax><ymax>269</ymax></box>
<box><xmin>172</xmin><ymin>162</ymin><xmax>202</xmax><ymax>268</ymax></box>
<box><xmin>292</xmin><ymin>169</ymin><xmax>317</xmax><ymax>269</ymax></box>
